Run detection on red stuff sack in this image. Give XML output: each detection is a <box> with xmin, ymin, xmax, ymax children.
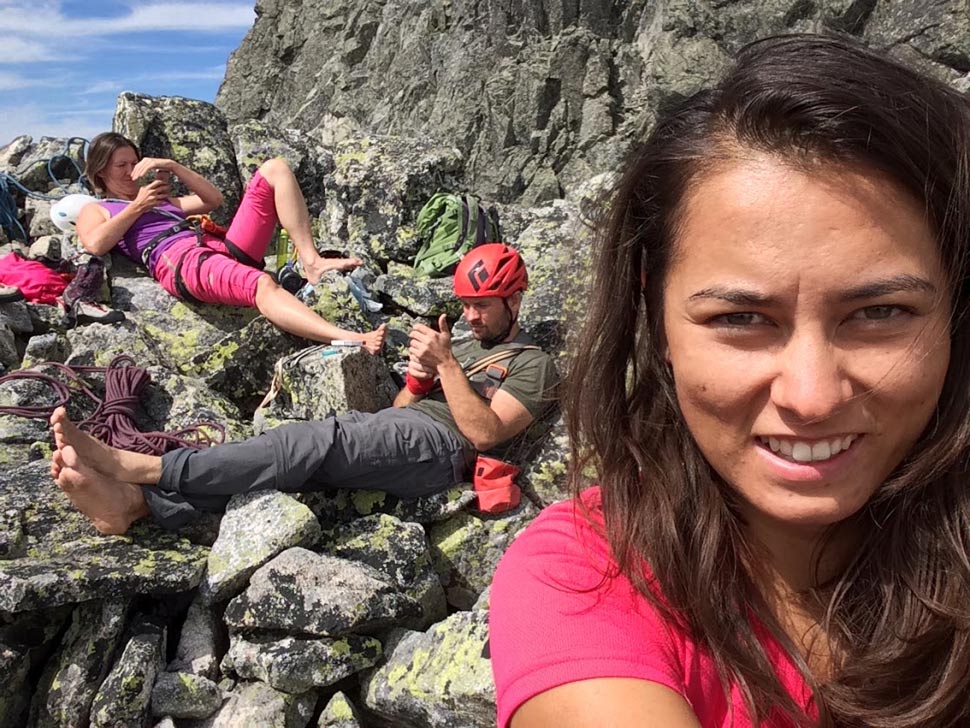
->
<box><xmin>473</xmin><ymin>455</ymin><xmax>521</xmax><ymax>514</ymax></box>
<box><xmin>0</xmin><ymin>252</ymin><xmax>71</xmax><ymax>305</ymax></box>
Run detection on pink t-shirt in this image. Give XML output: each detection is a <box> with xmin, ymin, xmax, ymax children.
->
<box><xmin>489</xmin><ymin>487</ymin><xmax>815</xmax><ymax>727</ymax></box>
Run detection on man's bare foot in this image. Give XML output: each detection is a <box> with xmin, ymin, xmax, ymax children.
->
<box><xmin>360</xmin><ymin>323</ymin><xmax>387</xmax><ymax>355</ymax></box>
<box><xmin>302</xmin><ymin>255</ymin><xmax>363</xmax><ymax>284</ymax></box>
<box><xmin>50</xmin><ymin>406</ymin><xmax>162</xmax><ymax>484</ymax></box>
<box><xmin>55</xmin><ymin>446</ymin><xmax>150</xmax><ymax>535</ymax></box>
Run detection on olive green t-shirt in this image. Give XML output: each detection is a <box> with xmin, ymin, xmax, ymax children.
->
<box><xmin>408</xmin><ymin>331</ymin><xmax>558</xmax><ymax>453</ymax></box>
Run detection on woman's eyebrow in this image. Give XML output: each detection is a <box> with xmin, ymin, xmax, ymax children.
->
<box><xmin>688</xmin><ymin>287</ymin><xmax>778</xmax><ymax>306</ymax></box>
<box><xmin>838</xmin><ymin>275</ymin><xmax>937</xmax><ymax>301</ymax></box>
<box><xmin>688</xmin><ymin>276</ymin><xmax>936</xmax><ymax>306</ymax></box>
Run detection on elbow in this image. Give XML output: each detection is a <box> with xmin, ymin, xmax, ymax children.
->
<box><xmin>468</xmin><ymin>432</ymin><xmax>500</xmax><ymax>453</ymax></box>
<box><xmin>210</xmin><ymin>191</ymin><xmax>225</xmax><ymax>210</ymax></box>
<box><xmin>79</xmin><ymin>236</ymin><xmax>111</xmax><ymax>256</ymax></box>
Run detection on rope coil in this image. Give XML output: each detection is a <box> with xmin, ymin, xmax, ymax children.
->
<box><xmin>0</xmin><ymin>354</ymin><xmax>225</xmax><ymax>455</ymax></box>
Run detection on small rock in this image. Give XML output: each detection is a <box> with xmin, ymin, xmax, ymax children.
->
<box><xmin>317</xmin><ymin>691</ymin><xmax>365</xmax><ymax>727</ymax></box>
<box><xmin>201</xmin><ymin>490</ymin><xmax>321</xmax><ymax>604</ymax></box>
<box><xmin>151</xmin><ymin>671</ymin><xmax>223</xmax><ymax>720</ymax></box>
<box><xmin>89</xmin><ymin>618</ymin><xmax>166</xmax><ymax>728</ymax></box>
<box><xmin>168</xmin><ymin>596</ymin><xmax>222</xmax><ymax>680</ymax></box>
<box><xmin>191</xmin><ymin>681</ymin><xmax>316</xmax><ymax>728</ymax></box>
<box><xmin>224</xmin><ymin>547</ymin><xmax>419</xmax><ymax>636</ymax></box>
<box><xmin>223</xmin><ymin>632</ymin><xmax>382</xmax><ymax>692</ymax></box>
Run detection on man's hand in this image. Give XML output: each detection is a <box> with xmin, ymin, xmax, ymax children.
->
<box><xmin>408</xmin><ymin>313</ymin><xmax>455</xmax><ymax>375</ymax></box>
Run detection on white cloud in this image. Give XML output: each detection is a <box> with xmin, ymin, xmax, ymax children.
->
<box><xmin>0</xmin><ymin>37</ymin><xmax>60</xmax><ymax>64</ymax></box>
<box><xmin>0</xmin><ymin>71</ymin><xmax>32</xmax><ymax>91</ymax></box>
<box><xmin>80</xmin><ymin>80</ymin><xmax>124</xmax><ymax>95</ymax></box>
<box><xmin>0</xmin><ymin>103</ymin><xmax>111</xmax><ymax>147</ymax></box>
<box><xmin>0</xmin><ymin>2</ymin><xmax>254</xmax><ymax>37</ymax></box>
<box><xmin>133</xmin><ymin>65</ymin><xmax>226</xmax><ymax>83</ymax></box>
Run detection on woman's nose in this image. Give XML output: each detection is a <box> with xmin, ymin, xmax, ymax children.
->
<box><xmin>769</xmin><ymin>332</ymin><xmax>851</xmax><ymax>423</ymax></box>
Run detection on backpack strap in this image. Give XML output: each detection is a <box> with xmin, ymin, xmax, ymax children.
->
<box><xmin>458</xmin><ymin>344</ymin><xmax>540</xmax><ymax>402</ymax></box>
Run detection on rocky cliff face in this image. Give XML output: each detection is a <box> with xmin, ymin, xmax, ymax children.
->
<box><xmin>216</xmin><ymin>0</ymin><xmax>970</xmax><ymax>205</ymax></box>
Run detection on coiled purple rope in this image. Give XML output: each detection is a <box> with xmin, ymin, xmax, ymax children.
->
<box><xmin>0</xmin><ymin>355</ymin><xmax>225</xmax><ymax>455</ymax></box>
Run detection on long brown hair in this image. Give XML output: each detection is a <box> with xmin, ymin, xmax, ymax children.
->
<box><xmin>85</xmin><ymin>132</ymin><xmax>140</xmax><ymax>195</ymax></box>
<box><xmin>566</xmin><ymin>34</ymin><xmax>970</xmax><ymax>727</ymax></box>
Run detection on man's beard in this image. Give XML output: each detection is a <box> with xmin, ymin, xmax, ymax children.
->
<box><xmin>472</xmin><ymin>307</ymin><xmax>514</xmax><ymax>349</ymax></box>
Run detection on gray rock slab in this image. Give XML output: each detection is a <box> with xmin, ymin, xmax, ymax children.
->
<box><xmin>361</xmin><ymin>610</ymin><xmax>494</xmax><ymax>728</ymax></box>
<box><xmin>301</xmin><ymin>485</ymin><xmax>475</xmax><ymax>527</ymax></box>
<box><xmin>428</xmin><ymin>501</ymin><xmax>538</xmax><ymax>609</ymax></box>
<box><xmin>151</xmin><ymin>671</ymin><xmax>223</xmax><ymax>720</ymax></box>
<box><xmin>223</xmin><ymin>632</ymin><xmax>381</xmax><ymax>693</ymax></box>
<box><xmin>319</xmin><ymin>514</ymin><xmax>446</xmax><ymax>631</ymax></box>
<box><xmin>28</xmin><ymin>599</ymin><xmax>131</xmax><ymax>728</ymax></box>
<box><xmin>0</xmin><ymin>605</ymin><xmax>71</xmax><ymax>728</ymax></box>
<box><xmin>186</xmin><ymin>681</ymin><xmax>316</xmax><ymax>728</ymax></box>
<box><xmin>224</xmin><ymin>547</ymin><xmax>419</xmax><ymax>636</ymax></box>
<box><xmin>317</xmin><ymin>691</ymin><xmax>364</xmax><ymax>728</ymax></box>
<box><xmin>168</xmin><ymin>596</ymin><xmax>222</xmax><ymax>680</ymax></box>
<box><xmin>253</xmin><ymin>344</ymin><xmax>396</xmax><ymax>432</ymax></box>
<box><xmin>201</xmin><ymin>490</ymin><xmax>321</xmax><ymax>605</ymax></box>
<box><xmin>0</xmin><ymin>461</ymin><xmax>208</xmax><ymax>611</ymax></box>
<box><xmin>89</xmin><ymin>618</ymin><xmax>166</xmax><ymax>728</ymax></box>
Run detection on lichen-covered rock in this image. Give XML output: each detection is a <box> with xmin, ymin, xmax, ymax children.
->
<box><xmin>319</xmin><ymin>514</ymin><xmax>447</xmax><ymax>631</ymax></box>
<box><xmin>189</xmin><ymin>317</ymin><xmax>300</xmax><ymax>414</ymax></box>
<box><xmin>0</xmin><ymin>299</ymin><xmax>33</xmax><ymax>334</ymax></box>
<box><xmin>89</xmin><ymin>618</ymin><xmax>166</xmax><ymax>728</ymax></box>
<box><xmin>361</xmin><ymin>609</ymin><xmax>494</xmax><ymax>728</ymax></box>
<box><xmin>372</xmin><ymin>267</ymin><xmax>461</xmax><ymax>319</ymax></box>
<box><xmin>168</xmin><ymin>596</ymin><xmax>222</xmax><ymax>680</ymax></box>
<box><xmin>191</xmin><ymin>681</ymin><xmax>316</xmax><ymax>728</ymax></box>
<box><xmin>301</xmin><ymin>485</ymin><xmax>475</xmax><ymax>527</ymax></box>
<box><xmin>0</xmin><ymin>605</ymin><xmax>71</xmax><ymax>728</ymax></box>
<box><xmin>517</xmin><ymin>416</ymin><xmax>571</xmax><ymax>506</ymax></box>
<box><xmin>224</xmin><ymin>547</ymin><xmax>419</xmax><ymax>636</ymax></box>
<box><xmin>319</xmin><ymin>134</ymin><xmax>463</xmax><ymax>266</ymax></box>
<box><xmin>0</xmin><ymin>134</ymin><xmax>32</xmax><ymax>171</ymax></box>
<box><xmin>22</xmin><ymin>331</ymin><xmax>70</xmax><ymax>368</ymax></box>
<box><xmin>65</xmin><ymin>319</ymin><xmax>166</xmax><ymax>369</ymax></box>
<box><xmin>428</xmin><ymin>501</ymin><xmax>538</xmax><ymax>609</ymax></box>
<box><xmin>0</xmin><ymin>506</ymin><xmax>25</xmax><ymax>558</ymax></box>
<box><xmin>26</xmin><ymin>199</ymin><xmax>59</xmax><ymax>238</ymax></box>
<box><xmin>223</xmin><ymin>632</ymin><xmax>381</xmax><ymax>693</ymax></box>
<box><xmin>114</xmin><ymin>92</ymin><xmax>243</xmax><ymax>226</ymax></box>
<box><xmin>230</xmin><ymin>120</ymin><xmax>333</xmax><ymax>217</ymax></box>
<box><xmin>0</xmin><ymin>462</ymin><xmax>209</xmax><ymax>610</ymax></box>
<box><xmin>317</xmin><ymin>691</ymin><xmax>364</xmax><ymax>728</ymax></box>
<box><xmin>0</xmin><ymin>322</ymin><xmax>18</xmax><ymax>371</ymax></box>
<box><xmin>253</xmin><ymin>344</ymin><xmax>396</xmax><ymax>431</ymax></box>
<box><xmin>29</xmin><ymin>599</ymin><xmax>130</xmax><ymax>728</ymax></box>
<box><xmin>13</xmin><ymin>136</ymin><xmax>85</xmax><ymax>192</ymax></box>
<box><xmin>151</xmin><ymin>671</ymin><xmax>223</xmax><ymax>720</ymax></box>
<box><xmin>201</xmin><ymin>490</ymin><xmax>321</xmax><ymax>604</ymax></box>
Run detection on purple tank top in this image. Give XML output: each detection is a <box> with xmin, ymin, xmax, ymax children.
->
<box><xmin>98</xmin><ymin>200</ymin><xmax>196</xmax><ymax>273</ymax></box>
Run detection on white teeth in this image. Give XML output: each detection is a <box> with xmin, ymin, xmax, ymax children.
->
<box><xmin>811</xmin><ymin>441</ymin><xmax>831</xmax><ymax>460</ymax></box>
<box><xmin>759</xmin><ymin>435</ymin><xmax>859</xmax><ymax>463</ymax></box>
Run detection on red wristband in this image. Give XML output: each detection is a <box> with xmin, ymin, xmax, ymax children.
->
<box><xmin>406</xmin><ymin>373</ymin><xmax>435</xmax><ymax>395</ymax></box>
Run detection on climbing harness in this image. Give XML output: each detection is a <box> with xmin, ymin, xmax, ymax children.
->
<box><xmin>0</xmin><ymin>354</ymin><xmax>225</xmax><ymax>455</ymax></box>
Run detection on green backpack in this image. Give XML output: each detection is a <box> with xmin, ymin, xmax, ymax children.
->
<box><xmin>413</xmin><ymin>192</ymin><xmax>501</xmax><ymax>277</ymax></box>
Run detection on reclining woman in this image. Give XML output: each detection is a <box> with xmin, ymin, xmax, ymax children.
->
<box><xmin>77</xmin><ymin>132</ymin><xmax>385</xmax><ymax>353</ymax></box>
<box><xmin>490</xmin><ymin>34</ymin><xmax>970</xmax><ymax>727</ymax></box>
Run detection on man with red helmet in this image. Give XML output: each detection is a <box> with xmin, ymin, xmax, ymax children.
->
<box><xmin>49</xmin><ymin>244</ymin><xmax>557</xmax><ymax>534</ymax></box>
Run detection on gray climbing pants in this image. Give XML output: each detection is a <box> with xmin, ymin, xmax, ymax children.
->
<box><xmin>142</xmin><ymin>408</ymin><xmax>475</xmax><ymax>530</ymax></box>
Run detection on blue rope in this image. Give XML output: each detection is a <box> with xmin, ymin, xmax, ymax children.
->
<box><xmin>0</xmin><ymin>137</ymin><xmax>91</xmax><ymax>240</ymax></box>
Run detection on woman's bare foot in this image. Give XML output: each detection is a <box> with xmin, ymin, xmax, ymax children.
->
<box><xmin>302</xmin><ymin>255</ymin><xmax>363</xmax><ymax>284</ymax></box>
<box><xmin>54</xmin><ymin>446</ymin><xmax>150</xmax><ymax>535</ymax></box>
<box><xmin>360</xmin><ymin>323</ymin><xmax>387</xmax><ymax>355</ymax></box>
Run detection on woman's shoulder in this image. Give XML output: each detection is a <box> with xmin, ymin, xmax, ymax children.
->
<box><xmin>490</xmin><ymin>487</ymin><xmax>700</xmax><ymax>728</ymax></box>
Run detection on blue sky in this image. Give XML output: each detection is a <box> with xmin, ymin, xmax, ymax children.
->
<box><xmin>0</xmin><ymin>0</ymin><xmax>255</xmax><ymax>147</ymax></box>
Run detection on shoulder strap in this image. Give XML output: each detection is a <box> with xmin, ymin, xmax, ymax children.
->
<box><xmin>461</xmin><ymin>344</ymin><xmax>540</xmax><ymax>378</ymax></box>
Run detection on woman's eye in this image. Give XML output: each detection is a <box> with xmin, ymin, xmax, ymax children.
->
<box><xmin>716</xmin><ymin>312</ymin><xmax>767</xmax><ymax>326</ymax></box>
<box><xmin>852</xmin><ymin>305</ymin><xmax>905</xmax><ymax>321</ymax></box>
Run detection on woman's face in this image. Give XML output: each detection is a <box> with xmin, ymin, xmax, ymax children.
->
<box><xmin>662</xmin><ymin>155</ymin><xmax>950</xmax><ymax>539</ymax></box>
<box><xmin>99</xmin><ymin>145</ymin><xmax>139</xmax><ymax>198</ymax></box>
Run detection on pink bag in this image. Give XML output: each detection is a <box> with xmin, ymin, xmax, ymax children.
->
<box><xmin>0</xmin><ymin>252</ymin><xmax>71</xmax><ymax>305</ymax></box>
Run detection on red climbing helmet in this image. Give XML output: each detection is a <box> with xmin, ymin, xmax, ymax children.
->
<box><xmin>453</xmin><ymin>243</ymin><xmax>528</xmax><ymax>299</ymax></box>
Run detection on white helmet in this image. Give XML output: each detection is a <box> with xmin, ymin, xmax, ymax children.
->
<box><xmin>50</xmin><ymin>193</ymin><xmax>97</xmax><ymax>233</ymax></box>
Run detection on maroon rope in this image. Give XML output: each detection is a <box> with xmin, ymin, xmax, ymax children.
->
<box><xmin>0</xmin><ymin>355</ymin><xmax>225</xmax><ymax>455</ymax></box>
